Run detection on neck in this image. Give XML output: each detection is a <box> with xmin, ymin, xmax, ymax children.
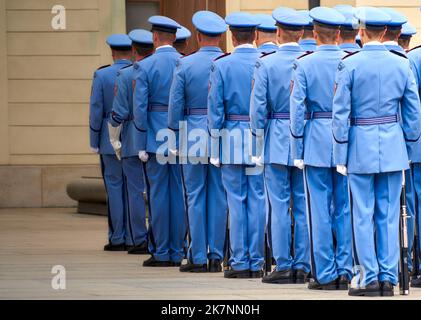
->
<box><xmin>154</xmin><ymin>40</ymin><xmax>173</xmax><ymax>48</ymax></box>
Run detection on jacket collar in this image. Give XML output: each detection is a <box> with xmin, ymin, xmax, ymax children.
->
<box><xmin>316</xmin><ymin>44</ymin><xmax>340</xmax><ymax>51</ymax></box>
<box><xmin>199</xmin><ymin>46</ymin><xmax>223</xmax><ymax>53</ymax></box>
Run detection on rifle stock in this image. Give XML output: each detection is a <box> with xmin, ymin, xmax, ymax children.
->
<box><xmin>399</xmin><ymin>170</ymin><xmax>410</xmax><ymax>295</ymax></box>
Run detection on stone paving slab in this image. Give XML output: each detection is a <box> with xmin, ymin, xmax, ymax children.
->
<box><xmin>0</xmin><ymin>208</ymin><xmax>420</xmax><ymax>300</ymax></box>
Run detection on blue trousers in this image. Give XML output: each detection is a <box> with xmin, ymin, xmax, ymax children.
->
<box><xmin>265</xmin><ymin>164</ymin><xmax>310</xmax><ymax>272</ymax></box>
<box><xmin>122</xmin><ymin>157</ymin><xmax>148</xmax><ymax>246</ymax></box>
<box><xmin>221</xmin><ymin>164</ymin><xmax>266</xmax><ymax>271</ymax></box>
<box><xmin>144</xmin><ymin>154</ymin><xmax>186</xmax><ymax>262</ymax></box>
<box><xmin>304</xmin><ymin>166</ymin><xmax>353</xmax><ymax>284</ymax></box>
<box><xmin>100</xmin><ymin>154</ymin><xmax>125</xmax><ymax>245</ymax></box>
<box><xmin>348</xmin><ymin>171</ymin><xmax>402</xmax><ymax>286</ymax></box>
<box><xmin>410</xmin><ymin>164</ymin><xmax>421</xmax><ymax>272</ymax></box>
<box><xmin>181</xmin><ymin>162</ymin><xmax>228</xmax><ymax>264</ymax></box>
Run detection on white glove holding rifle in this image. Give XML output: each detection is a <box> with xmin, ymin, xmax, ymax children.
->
<box><xmin>108</xmin><ymin>123</ymin><xmax>122</xmax><ymax>160</ymax></box>
<box><xmin>336</xmin><ymin>165</ymin><xmax>347</xmax><ymax>176</ymax></box>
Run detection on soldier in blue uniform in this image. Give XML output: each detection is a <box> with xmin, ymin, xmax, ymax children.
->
<box><xmin>174</xmin><ymin>26</ymin><xmax>192</xmax><ymax>55</ymax></box>
<box><xmin>399</xmin><ymin>22</ymin><xmax>416</xmax><ymax>51</ymax></box>
<box><xmin>381</xmin><ymin>8</ymin><xmax>407</xmax><ymax>54</ymax></box>
<box><xmin>89</xmin><ymin>34</ymin><xmax>133</xmax><ymax>251</ymax></box>
<box><xmin>333</xmin><ymin>7</ymin><xmax>421</xmax><ymax>296</ymax></box>
<box><xmin>334</xmin><ymin>6</ymin><xmax>360</xmax><ymax>53</ymax></box>
<box><xmin>407</xmin><ymin>41</ymin><xmax>421</xmax><ymax>288</ymax></box>
<box><xmin>168</xmin><ymin>11</ymin><xmax>228</xmax><ymax>273</ymax></box>
<box><xmin>108</xmin><ymin>30</ymin><xmax>154</xmax><ymax>255</ymax></box>
<box><xmin>297</xmin><ymin>10</ymin><xmax>317</xmax><ymax>52</ymax></box>
<box><xmin>208</xmin><ymin>12</ymin><xmax>266</xmax><ymax>279</ymax></box>
<box><xmin>254</xmin><ymin>14</ymin><xmax>278</xmax><ymax>54</ymax></box>
<box><xmin>133</xmin><ymin>16</ymin><xmax>186</xmax><ymax>267</ymax></box>
<box><xmin>250</xmin><ymin>7</ymin><xmax>310</xmax><ymax>284</ymax></box>
<box><xmin>290</xmin><ymin>7</ymin><xmax>353</xmax><ymax>290</ymax></box>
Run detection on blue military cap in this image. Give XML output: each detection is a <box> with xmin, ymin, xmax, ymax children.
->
<box><xmin>380</xmin><ymin>8</ymin><xmax>407</xmax><ymax>29</ymax></box>
<box><xmin>148</xmin><ymin>15</ymin><xmax>181</xmax><ymax>34</ymax></box>
<box><xmin>334</xmin><ymin>5</ymin><xmax>358</xmax><ymax>30</ymax></box>
<box><xmin>272</xmin><ymin>7</ymin><xmax>310</xmax><ymax>29</ymax></box>
<box><xmin>309</xmin><ymin>6</ymin><xmax>345</xmax><ymax>27</ymax></box>
<box><xmin>106</xmin><ymin>34</ymin><xmax>132</xmax><ymax>49</ymax></box>
<box><xmin>225</xmin><ymin>12</ymin><xmax>260</xmax><ymax>31</ymax></box>
<box><xmin>175</xmin><ymin>26</ymin><xmax>192</xmax><ymax>42</ymax></box>
<box><xmin>255</xmin><ymin>14</ymin><xmax>277</xmax><ymax>32</ymax></box>
<box><xmin>354</xmin><ymin>7</ymin><xmax>391</xmax><ymax>28</ymax></box>
<box><xmin>128</xmin><ymin>29</ymin><xmax>153</xmax><ymax>46</ymax></box>
<box><xmin>298</xmin><ymin>10</ymin><xmax>314</xmax><ymax>29</ymax></box>
<box><xmin>401</xmin><ymin>22</ymin><xmax>417</xmax><ymax>37</ymax></box>
<box><xmin>192</xmin><ymin>10</ymin><xmax>227</xmax><ymax>36</ymax></box>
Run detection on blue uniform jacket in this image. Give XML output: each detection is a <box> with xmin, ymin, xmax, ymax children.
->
<box><xmin>407</xmin><ymin>46</ymin><xmax>421</xmax><ymax>163</ymax></box>
<box><xmin>89</xmin><ymin>59</ymin><xmax>132</xmax><ymax>154</ymax></box>
<box><xmin>250</xmin><ymin>44</ymin><xmax>303</xmax><ymax>165</ymax></box>
<box><xmin>332</xmin><ymin>44</ymin><xmax>421</xmax><ymax>174</ymax></box>
<box><xmin>257</xmin><ymin>43</ymin><xmax>279</xmax><ymax>54</ymax></box>
<box><xmin>168</xmin><ymin>46</ymin><xmax>223</xmax><ymax>158</ymax></box>
<box><xmin>208</xmin><ymin>47</ymin><xmax>260</xmax><ymax>165</ymax></box>
<box><xmin>299</xmin><ymin>39</ymin><xmax>317</xmax><ymax>52</ymax></box>
<box><xmin>133</xmin><ymin>46</ymin><xmax>182</xmax><ymax>154</ymax></box>
<box><xmin>340</xmin><ymin>43</ymin><xmax>361</xmax><ymax>54</ymax></box>
<box><xmin>290</xmin><ymin>45</ymin><xmax>345</xmax><ymax>167</ymax></box>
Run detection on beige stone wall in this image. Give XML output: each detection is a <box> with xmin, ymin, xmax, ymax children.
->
<box><xmin>0</xmin><ymin>0</ymin><xmax>125</xmax><ymax>207</ymax></box>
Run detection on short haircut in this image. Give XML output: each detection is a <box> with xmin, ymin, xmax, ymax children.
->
<box><xmin>302</xmin><ymin>28</ymin><xmax>314</xmax><ymax>39</ymax></box>
<box><xmin>230</xmin><ymin>28</ymin><xmax>256</xmax><ymax>43</ymax></box>
<box><xmin>154</xmin><ymin>30</ymin><xmax>176</xmax><ymax>42</ymax></box>
<box><xmin>340</xmin><ymin>28</ymin><xmax>359</xmax><ymax>41</ymax></box>
<box><xmin>132</xmin><ymin>42</ymin><xmax>153</xmax><ymax>56</ymax></box>
<box><xmin>365</xmin><ymin>26</ymin><xmax>386</xmax><ymax>39</ymax></box>
<box><xmin>314</xmin><ymin>22</ymin><xmax>338</xmax><ymax>43</ymax></box>
<box><xmin>383</xmin><ymin>27</ymin><xmax>402</xmax><ymax>41</ymax></box>
<box><xmin>398</xmin><ymin>37</ymin><xmax>410</xmax><ymax>49</ymax></box>
<box><xmin>110</xmin><ymin>46</ymin><xmax>132</xmax><ymax>52</ymax></box>
<box><xmin>279</xmin><ymin>26</ymin><xmax>303</xmax><ymax>43</ymax></box>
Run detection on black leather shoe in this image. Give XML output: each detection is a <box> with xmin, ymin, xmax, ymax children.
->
<box><xmin>127</xmin><ymin>242</ymin><xmax>149</xmax><ymax>255</ymax></box>
<box><xmin>250</xmin><ymin>270</ymin><xmax>263</xmax><ymax>278</ymax></box>
<box><xmin>293</xmin><ymin>269</ymin><xmax>309</xmax><ymax>284</ymax></box>
<box><xmin>208</xmin><ymin>259</ymin><xmax>222</xmax><ymax>273</ymax></box>
<box><xmin>179</xmin><ymin>261</ymin><xmax>207</xmax><ymax>273</ymax></box>
<box><xmin>142</xmin><ymin>256</ymin><xmax>173</xmax><ymax>267</ymax></box>
<box><xmin>348</xmin><ymin>281</ymin><xmax>381</xmax><ymax>297</ymax></box>
<box><xmin>224</xmin><ymin>269</ymin><xmax>251</xmax><ymax>279</ymax></box>
<box><xmin>411</xmin><ymin>276</ymin><xmax>421</xmax><ymax>288</ymax></box>
<box><xmin>337</xmin><ymin>275</ymin><xmax>350</xmax><ymax>290</ymax></box>
<box><xmin>171</xmin><ymin>261</ymin><xmax>182</xmax><ymax>267</ymax></box>
<box><xmin>263</xmin><ymin>269</ymin><xmax>293</xmax><ymax>284</ymax></box>
<box><xmin>103</xmin><ymin>242</ymin><xmax>126</xmax><ymax>251</ymax></box>
<box><xmin>381</xmin><ymin>281</ymin><xmax>394</xmax><ymax>296</ymax></box>
<box><xmin>308</xmin><ymin>278</ymin><xmax>338</xmax><ymax>290</ymax></box>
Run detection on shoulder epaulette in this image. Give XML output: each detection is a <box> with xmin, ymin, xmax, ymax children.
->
<box><xmin>408</xmin><ymin>45</ymin><xmax>421</xmax><ymax>53</ymax></box>
<box><xmin>181</xmin><ymin>50</ymin><xmax>197</xmax><ymax>58</ymax></box>
<box><xmin>260</xmin><ymin>51</ymin><xmax>276</xmax><ymax>59</ymax></box>
<box><xmin>297</xmin><ymin>51</ymin><xmax>314</xmax><ymax>60</ymax></box>
<box><xmin>342</xmin><ymin>51</ymin><xmax>360</xmax><ymax>60</ymax></box>
<box><xmin>121</xmin><ymin>64</ymin><xmax>133</xmax><ymax>70</ymax></box>
<box><xmin>390</xmin><ymin>50</ymin><xmax>408</xmax><ymax>59</ymax></box>
<box><xmin>214</xmin><ymin>52</ymin><xmax>231</xmax><ymax>61</ymax></box>
<box><xmin>96</xmin><ymin>64</ymin><xmax>110</xmax><ymax>71</ymax></box>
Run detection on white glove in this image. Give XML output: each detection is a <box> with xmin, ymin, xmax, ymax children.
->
<box><xmin>251</xmin><ymin>156</ymin><xmax>264</xmax><ymax>167</ymax></box>
<box><xmin>138</xmin><ymin>150</ymin><xmax>149</xmax><ymax>162</ymax></box>
<box><xmin>294</xmin><ymin>159</ymin><xmax>304</xmax><ymax>170</ymax></box>
<box><xmin>210</xmin><ymin>157</ymin><xmax>220</xmax><ymax>168</ymax></box>
<box><xmin>336</xmin><ymin>165</ymin><xmax>347</xmax><ymax>176</ymax></box>
<box><xmin>169</xmin><ymin>148</ymin><xmax>179</xmax><ymax>156</ymax></box>
<box><xmin>90</xmin><ymin>147</ymin><xmax>99</xmax><ymax>154</ymax></box>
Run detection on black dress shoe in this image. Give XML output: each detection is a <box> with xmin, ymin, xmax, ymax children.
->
<box><xmin>263</xmin><ymin>269</ymin><xmax>293</xmax><ymax>284</ymax></box>
<box><xmin>381</xmin><ymin>281</ymin><xmax>394</xmax><ymax>296</ymax></box>
<box><xmin>411</xmin><ymin>276</ymin><xmax>421</xmax><ymax>288</ymax></box>
<box><xmin>142</xmin><ymin>256</ymin><xmax>173</xmax><ymax>267</ymax></box>
<box><xmin>127</xmin><ymin>242</ymin><xmax>149</xmax><ymax>255</ymax></box>
<box><xmin>308</xmin><ymin>278</ymin><xmax>338</xmax><ymax>290</ymax></box>
<box><xmin>293</xmin><ymin>269</ymin><xmax>309</xmax><ymax>284</ymax></box>
<box><xmin>250</xmin><ymin>270</ymin><xmax>263</xmax><ymax>278</ymax></box>
<box><xmin>171</xmin><ymin>261</ymin><xmax>182</xmax><ymax>267</ymax></box>
<box><xmin>179</xmin><ymin>261</ymin><xmax>207</xmax><ymax>273</ymax></box>
<box><xmin>348</xmin><ymin>281</ymin><xmax>381</xmax><ymax>297</ymax></box>
<box><xmin>224</xmin><ymin>269</ymin><xmax>251</xmax><ymax>279</ymax></box>
<box><xmin>103</xmin><ymin>242</ymin><xmax>126</xmax><ymax>251</ymax></box>
<box><xmin>337</xmin><ymin>275</ymin><xmax>350</xmax><ymax>290</ymax></box>
<box><xmin>208</xmin><ymin>259</ymin><xmax>222</xmax><ymax>273</ymax></box>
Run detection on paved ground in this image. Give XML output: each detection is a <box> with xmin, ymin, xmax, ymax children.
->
<box><xmin>0</xmin><ymin>208</ymin><xmax>420</xmax><ymax>300</ymax></box>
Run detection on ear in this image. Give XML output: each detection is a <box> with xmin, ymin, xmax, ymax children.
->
<box><xmin>299</xmin><ymin>29</ymin><xmax>304</xmax><ymax>40</ymax></box>
<box><xmin>335</xmin><ymin>29</ymin><xmax>340</xmax><ymax>43</ymax></box>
